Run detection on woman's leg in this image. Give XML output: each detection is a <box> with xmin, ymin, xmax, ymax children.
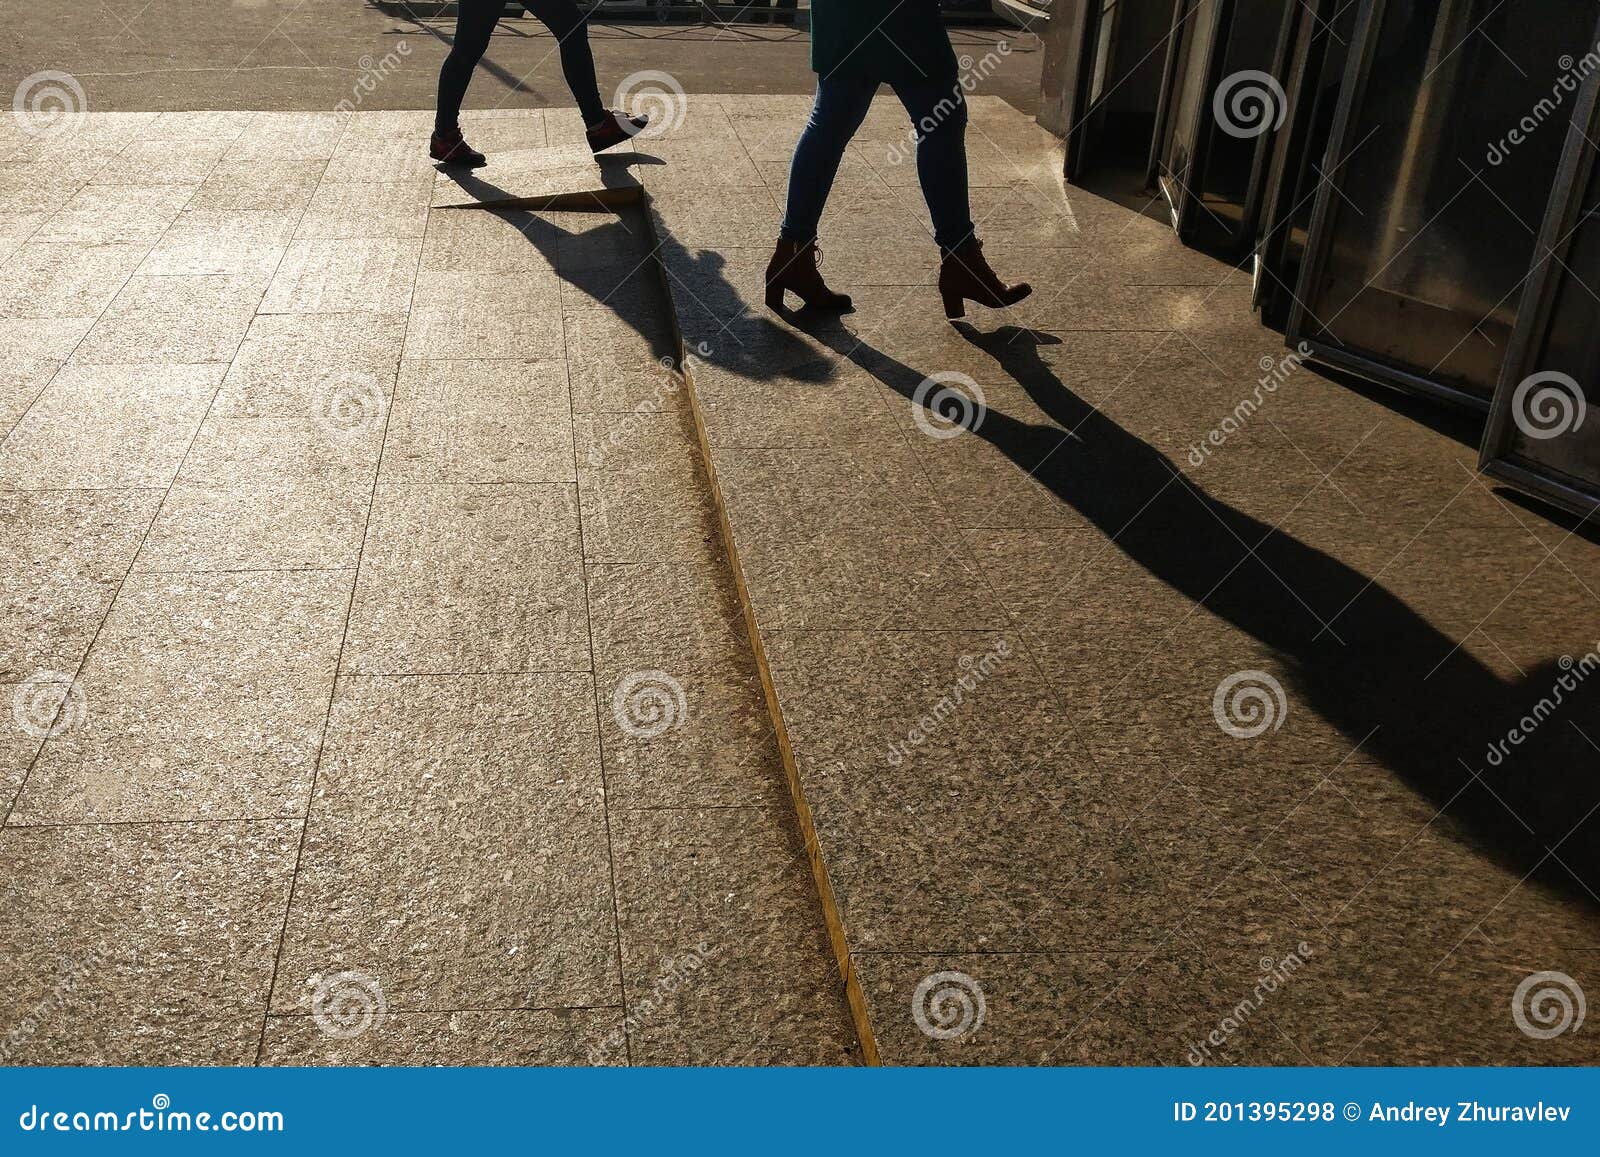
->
<box><xmin>889</xmin><ymin>81</ymin><xmax>975</xmax><ymax>252</ymax></box>
<box><xmin>435</xmin><ymin>0</ymin><xmax>503</xmax><ymax>135</ymax></box>
<box><xmin>520</xmin><ymin>0</ymin><xmax>608</xmax><ymax>127</ymax></box>
<box><xmin>779</xmin><ymin>73</ymin><xmax>878</xmax><ymax>245</ymax></box>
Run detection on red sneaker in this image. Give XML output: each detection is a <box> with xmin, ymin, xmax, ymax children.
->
<box><xmin>430</xmin><ymin>127</ymin><xmax>486</xmax><ymax>168</ymax></box>
<box><xmin>586</xmin><ymin>110</ymin><xmax>649</xmax><ymax>154</ymax></box>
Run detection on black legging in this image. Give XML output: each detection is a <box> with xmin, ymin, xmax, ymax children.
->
<box><xmin>435</xmin><ymin>0</ymin><xmax>606</xmax><ymax>134</ymax></box>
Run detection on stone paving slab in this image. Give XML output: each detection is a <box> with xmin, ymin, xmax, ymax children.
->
<box><xmin>642</xmin><ymin>94</ymin><xmax>1600</xmax><ymax>1065</ymax></box>
<box><xmin>6</xmin><ymin>96</ymin><xmax>1597</xmax><ymax>1069</ymax></box>
<box><xmin>0</xmin><ymin>110</ymin><xmax>854</xmax><ymax>1066</ymax></box>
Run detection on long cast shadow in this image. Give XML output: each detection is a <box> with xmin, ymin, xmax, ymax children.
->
<box><xmin>775</xmin><ymin>308</ymin><xmax>1600</xmax><ymax>910</ymax></box>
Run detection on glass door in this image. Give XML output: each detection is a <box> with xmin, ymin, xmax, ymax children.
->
<box><xmin>1287</xmin><ymin>0</ymin><xmax>1600</xmax><ymax>409</ymax></box>
<box><xmin>1253</xmin><ymin>0</ymin><xmax>1359</xmax><ymax>330</ymax></box>
<box><xmin>1481</xmin><ymin>53</ymin><xmax>1600</xmax><ymax>520</ymax></box>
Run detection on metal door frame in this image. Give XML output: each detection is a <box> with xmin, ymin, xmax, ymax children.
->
<box><xmin>1479</xmin><ymin>34</ymin><xmax>1600</xmax><ymax>520</ymax></box>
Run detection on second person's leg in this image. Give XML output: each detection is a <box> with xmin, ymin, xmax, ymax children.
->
<box><xmin>766</xmin><ymin>72</ymin><xmax>879</xmax><ymax>311</ymax></box>
<box><xmin>436</xmin><ymin>0</ymin><xmax>503</xmax><ymax>137</ymax></box>
<box><xmin>518</xmin><ymin>0</ymin><xmax>608</xmax><ymax>127</ymax></box>
<box><xmin>889</xmin><ymin>80</ymin><xmax>1030</xmax><ymax>318</ymax></box>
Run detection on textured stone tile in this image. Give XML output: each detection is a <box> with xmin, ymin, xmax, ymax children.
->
<box><xmin>611</xmin><ymin>806</ymin><xmax>859</xmax><ymax>1065</ymax></box>
<box><xmin>0</xmin><ymin>487</ymin><xmax>161</xmax><ymax>681</ymax></box>
<box><xmin>261</xmin><ymin>237</ymin><xmax>420</xmax><ymax>313</ymax></box>
<box><xmin>577</xmin><ymin>415</ymin><xmax>721</xmax><ymax>564</ymax></box>
<box><xmin>0</xmin><ymin>819</ymin><xmax>296</xmax><ymax>1064</ymax></box>
<box><xmin>563</xmin><ymin>307</ymin><xmax>678</xmax><ymax>414</ymax></box>
<box><xmin>216</xmin><ymin>311</ymin><xmax>406</xmax><ymax>418</ymax></box>
<box><xmin>855</xmin><ymin>946</ymin><xmax>1300</xmax><ymax>1066</ymax></box>
<box><xmin>418</xmin><ymin>207</ymin><xmax>560</xmax><ymax>274</ymax></box>
<box><xmin>272</xmin><ymin>673</ymin><xmax>618</xmax><ymax>1012</ymax></box>
<box><xmin>75</xmin><ymin>273</ymin><xmax>263</xmax><ymax>364</ymax></box>
<box><xmin>138</xmin><ymin>111</ymin><xmax>255</xmax><ymax>143</ymax></box>
<box><xmin>600</xmin><ymin>663</ymin><xmax>782</xmax><ymax>810</ymax></box>
<box><xmin>0</xmin><ymin>241</ymin><xmax>148</xmax><ymax>318</ymax></box>
<box><xmin>0</xmin><ymin>677</ymin><xmax>61</xmax><ymax>810</ymax></box>
<box><xmin>10</xmin><ymin>569</ymin><xmax>350</xmax><ymax>823</ymax></box>
<box><xmin>646</xmin><ymin>187</ymin><xmax>783</xmax><ymax>249</ymax></box>
<box><xmin>142</xmin><ymin>406</ymin><xmax>381</xmax><ymax>568</ymax></box>
<box><xmin>0</xmin><ymin>357</ymin><xmax>58</xmax><ymax>432</ymax></box>
<box><xmin>0</xmin><ymin>363</ymin><xmax>221</xmax><ymax>489</ymax></box>
<box><xmin>93</xmin><ymin>137</ymin><xmax>231</xmax><ymax>186</ymax></box>
<box><xmin>630</xmin><ymin>140</ymin><xmax>763</xmax><ymax>193</ymax></box>
<box><xmin>457</xmin><ymin>108</ymin><xmax>548</xmax><ymax>152</ymax></box>
<box><xmin>0</xmin><ymin>213</ymin><xmax>47</xmax><ymax>263</ymax></box>
<box><xmin>222</xmin><ymin>112</ymin><xmax>345</xmax><ymax>161</ymax></box>
<box><xmin>295</xmin><ymin>177</ymin><xmax>433</xmax><ymax>239</ymax></box>
<box><xmin>35</xmin><ymin>183</ymin><xmax>197</xmax><ymax>245</ymax></box>
<box><xmin>586</xmin><ymin>557</ymin><xmax>750</xmax><ymax>677</ymax></box>
<box><xmin>404</xmin><ymin>295</ymin><xmax>563</xmax><ymax>361</ymax></box>
<box><xmin>381</xmin><ymin>358</ymin><xmax>573</xmax><ymax>484</ymax></box>
<box><xmin>324</xmin><ymin>135</ymin><xmax>439</xmax><ymax>183</ymax></box>
<box><xmin>135</xmin><ymin>480</ymin><xmax>370</xmax><ymax>572</ymax></box>
<box><xmin>736</xmin><ymin>527</ymin><xmax>1003</xmax><ymax>633</ymax></box>
<box><xmin>136</xmin><ymin>208</ymin><xmax>297</xmax><ymax>277</ymax></box>
<box><xmin>0</xmin><ymin>316</ymin><xmax>97</xmax><ymax>361</ymax></box>
<box><xmin>343</xmin><ymin>483</ymin><xmax>589</xmax><ymax>675</ymax></box>
<box><xmin>188</xmin><ymin>158</ymin><xmax>327</xmax><ymax>212</ymax></box>
<box><xmin>261</xmin><ymin>1008</ymin><xmax>623</xmax><ymax>1066</ymax></box>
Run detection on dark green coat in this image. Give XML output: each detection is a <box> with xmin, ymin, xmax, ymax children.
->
<box><xmin>809</xmin><ymin>0</ymin><xmax>959</xmax><ymax>87</ymax></box>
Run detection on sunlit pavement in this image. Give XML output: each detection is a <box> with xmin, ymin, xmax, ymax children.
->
<box><xmin>1</xmin><ymin>96</ymin><xmax>1598</xmax><ymax>1066</ymax></box>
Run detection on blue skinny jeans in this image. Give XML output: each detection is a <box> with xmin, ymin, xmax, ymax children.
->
<box><xmin>780</xmin><ymin>74</ymin><xmax>975</xmax><ymax>253</ymax></box>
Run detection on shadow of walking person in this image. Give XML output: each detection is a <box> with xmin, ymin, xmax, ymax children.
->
<box><xmin>782</xmin><ymin>308</ymin><xmax>1600</xmax><ymax>914</ymax></box>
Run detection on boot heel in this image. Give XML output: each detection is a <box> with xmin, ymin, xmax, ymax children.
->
<box><xmin>765</xmin><ymin>283</ymin><xmax>786</xmax><ymax>311</ymax></box>
<box><xmin>941</xmin><ymin>290</ymin><xmax>966</xmax><ymax>320</ymax></box>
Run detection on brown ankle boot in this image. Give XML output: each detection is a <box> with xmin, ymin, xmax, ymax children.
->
<box><xmin>937</xmin><ymin>239</ymin><xmax>1031</xmax><ymax>319</ymax></box>
<box><xmin>764</xmin><ymin>238</ymin><xmax>852</xmax><ymax>312</ymax></box>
